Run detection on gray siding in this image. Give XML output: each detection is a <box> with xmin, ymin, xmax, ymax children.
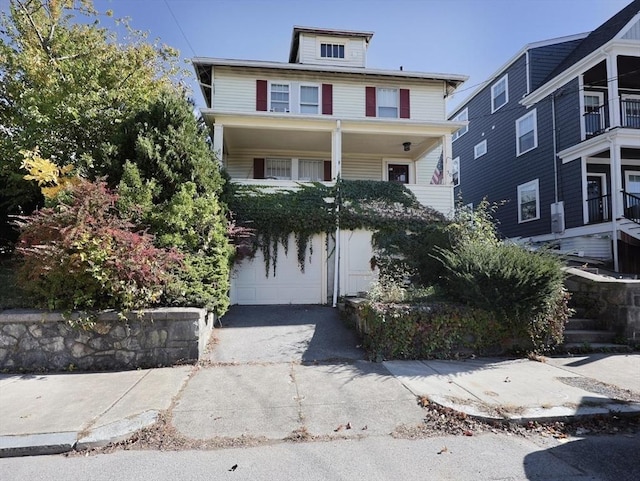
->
<box><xmin>553</xmin><ymin>78</ymin><xmax>582</xmax><ymax>152</ymax></box>
<box><xmin>453</xmin><ymin>54</ymin><xmax>558</xmax><ymax>239</ymax></box>
<box><xmin>529</xmin><ymin>40</ymin><xmax>583</xmax><ymax>91</ymax></box>
<box><xmin>559</xmin><ymin>160</ymin><xmax>583</xmax><ymax>229</ymax></box>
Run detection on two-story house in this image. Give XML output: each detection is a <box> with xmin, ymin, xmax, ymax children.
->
<box><xmin>450</xmin><ymin>1</ymin><xmax>640</xmax><ymax>273</ymax></box>
<box><xmin>193</xmin><ymin>26</ymin><xmax>467</xmax><ymax>305</ymax></box>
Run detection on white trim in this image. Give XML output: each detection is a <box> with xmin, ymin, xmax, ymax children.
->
<box><xmin>299</xmin><ymin>83</ymin><xmax>321</xmax><ymax>115</ymax></box>
<box><xmin>474</xmin><ymin>139</ymin><xmax>487</xmax><ymax>159</ymax></box>
<box><xmin>516</xmin><ymin>109</ymin><xmax>538</xmax><ymax>156</ymax></box>
<box><xmin>268</xmin><ymin>81</ymin><xmax>291</xmax><ymax>113</ymax></box>
<box><xmin>376</xmin><ymin>87</ymin><xmax>400</xmax><ymax>118</ymax></box>
<box><xmin>625</xmin><ymin>170</ymin><xmax>640</xmax><ymax>194</ymax></box>
<box><xmin>585</xmin><ymin>172</ymin><xmax>608</xmax><ymax>224</ymax></box>
<box><xmin>583</xmin><ymin>90</ymin><xmax>606</xmax><ymax>138</ymax></box>
<box><xmin>317</xmin><ymin>38</ymin><xmax>347</xmax><ymax>60</ymax></box>
<box><xmin>452</xmin><ymin>157</ymin><xmax>460</xmax><ymax>187</ymax></box>
<box><xmin>383</xmin><ymin>158</ymin><xmax>413</xmax><ymax>184</ymax></box>
<box><xmin>517</xmin><ymin>179</ymin><xmax>540</xmax><ymax>223</ymax></box>
<box><xmin>491</xmin><ymin>74</ymin><xmax>509</xmax><ymax>113</ymax></box>
<box><xmin>452</xmin><ymin>108</ymin><xmax>468</xmax><ymax>141</ymax></box>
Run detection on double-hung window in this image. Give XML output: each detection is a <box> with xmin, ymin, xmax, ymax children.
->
<box><xmin>265</xmin><ymin>158</ymin><xmax>291</xmax><ymax>180</ymax></box>
<box><xmin>300</xmin><ymin>85</ymin><xmax>319</xmax><ymax>114</ymax></box>
<box><xmin>516</xmin><ymin>109</ymin><xmax>537</xmax><ymax>156</ymax></box>
<box><xmin>517</xmin><ymin>179</ymin><xmax>540</xmax><ymax>223</ymax></box>
<box><xmin>377</xmin><ymin>88</ymin><xmax>398</xmax><ymax>118</ymax></box>
<box><xmin>452</xmin><ymin>109</ymin><xmax>468</xmax><ymax>141</ymax></box>
<box><xmin>474</xmin><ymin>140</ymin><xmax>487</xmax><ymax>159</ymax></box>
<box><xmin>270</xmin><ymin>83</ymin><xmax>289</xmax><ymax>112</ymax></box>
<box><xmin>491</xmin><ymin>75</ymin><xmax>508</xmax><ymax>112</ymax></box>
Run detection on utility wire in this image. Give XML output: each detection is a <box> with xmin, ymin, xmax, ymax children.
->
<box><xmin>163</xmin><ymin>0</ymin><xmax>197</xmax><ymax>57</ymax></box>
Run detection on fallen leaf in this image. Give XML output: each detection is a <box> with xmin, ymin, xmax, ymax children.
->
<box><xmin>463</xmin><ymin>430</ymin><xmax>473</xmax><ymax>436</ymax></box>
<box><xmin>362</xmin><ymin>425</ymin><xmax>368</xmax><ymax>430</ymax></box>
<box><xmin>229</xmin><ymin>464</ymin><xmax>238</xmax><ymax>472</ymax></box>
<box><xmin>346</xmin><ymin>422</ymin><xmax>352</xmax><ymax>430</ymax></box>
<box><xmin>334</xmin><ymin>424</ymin><xmax>344</xmax><ymax>432</ymax></box>
<box><xmin>437</xmin><ymin>446</ymin><xmax>448</xmax><ymax>454</ymax></box>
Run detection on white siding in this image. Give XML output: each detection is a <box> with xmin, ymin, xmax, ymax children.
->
<box><xmin>415</xmin><ymin>145</ymin><xmax>442</xmax><ymax>185</ymax></box>
<box><xmin>622</xmin><ymin>19</ymin><xmax>640</xmax><ymax>40</ymax></box>
<box><xmin>212</xmin><ymin>74</ymin><xmax>255</xmax><ymax>113</ymax></box>
<box><xmin>342</xmin><ymin>157</ymin><xmax>382</xmax><ymax>180</ymax></box>
<box><xmin>211</xmin><ymin>70</ymin><xmax>448</xmax><ymax>121</ymax></box>
<box><xmin>559</xmin><ymin>237</ymin><xmax>612</xmax><ymax>260</ymax></box>
<box><xmin>406</xmin><ymin>184</ymin><xmax>454</xmax><ymax>217</ymax></box>
<box><xmin>298</xmin><ymin>34</ymin><xmax>366</xmax><ymax>67</ymax></box>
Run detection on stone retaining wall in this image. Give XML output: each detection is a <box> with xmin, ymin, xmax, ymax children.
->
<box><xmin>565</xmin><ymin>267</ymin><xmax>640</xmax><ymax>343</ymax></box>
<box><xmin>0</xmin><ymin>308</ymin><xmax>214</xmax><ymax>371</ymax></box>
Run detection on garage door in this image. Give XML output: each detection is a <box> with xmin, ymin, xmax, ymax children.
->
<box><xmin>230</xmin><ymin>234</ymin><xmax>326</xmax><ymax>305</ymax></box>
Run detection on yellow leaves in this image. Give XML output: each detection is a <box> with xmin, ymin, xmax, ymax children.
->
<box><xmin>20</xmin><ymin>148</ymin><xmax>80</xmax><ymax>199</ymax></box>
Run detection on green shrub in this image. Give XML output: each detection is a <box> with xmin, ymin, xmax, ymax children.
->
<box><xmin>358</xmin><ymin>301</ymin><xmax>506</xmax><ymax>360</ymax></box>
<box><xmin>436</xmin><ymin>242</ymin><xmax>568</xmax><ymax>351</ymax></box>
<box><xmin>15</xmin><ymin>180</ymin><xmax>182</xmax><ymax>312</ymax></box>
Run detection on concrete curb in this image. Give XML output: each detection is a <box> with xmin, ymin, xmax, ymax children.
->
<box><xmin>0</xmin><ymin>411</ymin><xmax>159</xmax><ymax>458</ymax></box>
<box><xmin>0</xmin><ymin>432</ymin><xmax>77</xmax><ymax>458</ymax></box>
<box><xmin>76</xmin><ymin>410</ymin><xmax>159</xmax><ymax>450</ymax></box>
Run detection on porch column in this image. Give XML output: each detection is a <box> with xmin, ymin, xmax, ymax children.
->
<box><xmin>442</xmin><ymin>134</ymin><xmax>452</xmax><ymax>185</ymax></box>
<box><xmin>332</xmin><ymin>120</ymin><xmax>342</xmax><ymax>179</ymax></box>
<box><xmin>610</xmin><ymin>137</ymin><xmax>622</xmax><ymax>272</ymax></box>
<box><xmin>606</xmin><ymin>54</ymin><xmax>620</xmax><ymax>129</ymax></box>
<box><xmin>213</xmin><ymin>124</ymin><xmax>224</xmax><ymax>165</ymax></box>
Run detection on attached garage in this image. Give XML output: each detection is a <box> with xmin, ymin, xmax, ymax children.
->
<box><xmin>229</xmin><ymin>234</ymin><xmax>327</xmax><ymax>305</ymax></box>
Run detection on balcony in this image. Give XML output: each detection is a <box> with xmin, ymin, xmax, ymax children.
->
<box><xmin>585</xmin><ymin>99</ymin><xmax>640</xmax><ymax>138</ymax></box>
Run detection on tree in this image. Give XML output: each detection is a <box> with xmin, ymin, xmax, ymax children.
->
<box><xmin>0</xmin><ymin>0</ymin><xmax>181</xmax><ymax>247</ymax></box>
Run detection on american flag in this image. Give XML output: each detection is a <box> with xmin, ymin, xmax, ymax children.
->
<box><xmin>430</xmin><ymin>151</ymin><xmax>443</xmax><ymax>185</ymax></box>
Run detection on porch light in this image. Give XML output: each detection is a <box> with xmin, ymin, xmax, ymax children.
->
<box><xmin>403</xmin><ymin>142</ymin><xmax>411</xmax><ymax>152</ymax></box>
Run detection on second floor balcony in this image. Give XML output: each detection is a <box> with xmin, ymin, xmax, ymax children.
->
<box><xmin>584</xmin><ymin>98</ymin><xmax>640</xmax><ymax>138</ymax></box>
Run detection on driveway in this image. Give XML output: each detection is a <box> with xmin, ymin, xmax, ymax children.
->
<box><xmin>204</xmin><ymin>305</ymin><xmax>365</xmax><ymax>363</ymax></box>
<box><xmin>172</xmin><ymin>305</ymin><xmax>426</xmax><ymax>440</ymax></box>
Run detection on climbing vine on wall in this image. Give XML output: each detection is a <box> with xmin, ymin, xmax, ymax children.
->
<box><xmin>226</xmin><ymin>179</ymin><xmax>447</xmax><ymax>277</ymax></box>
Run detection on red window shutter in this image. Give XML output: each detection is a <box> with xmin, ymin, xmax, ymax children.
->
<box><xmin>365</xmin><ymin>86</ymin><xmax>376</xmax><ymax>117</ymax></box>
<box><xmin>322</xmin><ymin>84</ymin><xmax>333</xmax><ymax>115</ymax></box>
<box><xmin>256</xmin><ymin>80</ymin><xmax>268</xmax><ymax>111</ymax></box>
<box><xmin>323</xmin><ymin>161</ymin><xmax>332</xmax><ymax>181</ymax></box>
<box><xmin>253</xmin><ymin>158</ymin><xmax>265</xmax><ymax>179</ymax></box>
<box><xmin>400</xmin><ymin>89</ymin><xmax>410</xmax><ymax>119</ymax></box>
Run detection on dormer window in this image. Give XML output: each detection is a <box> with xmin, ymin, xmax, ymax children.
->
<box><xmin>320</xmin><ymin>43</ymin><xmax>345</xmax><ymax>59</ymax></box>
<box><xmin>270</xmin><ymin>83</ymin><xmax>289</xmax><ymax>112</ymax></box>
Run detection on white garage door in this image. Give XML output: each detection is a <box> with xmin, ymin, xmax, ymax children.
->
<box><xmin>230</xmin><ymin>234</ymin><xmax>326</xmax><ymax>305</ymax></box>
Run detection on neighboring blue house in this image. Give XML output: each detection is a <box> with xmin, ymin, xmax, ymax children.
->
<box><xmin>450</xmin><ymin>0</ymin><xmax>640</xmax><ymax>273</ymax></box>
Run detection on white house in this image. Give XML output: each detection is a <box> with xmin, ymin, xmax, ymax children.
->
<box><xmin>193</xmin><ymin>26</ymin><xmax>467</xmax><ymax>304</ymax></box>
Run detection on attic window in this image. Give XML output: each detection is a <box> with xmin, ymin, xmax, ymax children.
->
<box><xmin>320</xmin><ymin>43</ymin><xmax>345</xmax><ymax>59</ymax></box>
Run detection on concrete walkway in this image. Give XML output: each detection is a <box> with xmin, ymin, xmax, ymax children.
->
<box><xmin>1</xmin><ymin>305</ymin><xmax>639</xmax><ymax>457</ymax></box>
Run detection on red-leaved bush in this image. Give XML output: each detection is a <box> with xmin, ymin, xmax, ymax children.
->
<box><xmin>15</xmin><ymin>180</ymin><xmax>182</xmax><ymax>311</ymax></box>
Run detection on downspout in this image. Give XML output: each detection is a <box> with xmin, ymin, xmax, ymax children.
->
<box><xmin>551</xmin><ymin>94</ymin><xmax>559</xmax><ymax>204</ymax></box>
<box><xmin>610</xmin><ymin>136</ymin><xmax>620</xmax><ymax>272</ymax></box>
<box><xmin>332</xmin><ymin>120</ymin><xmax>342</xmax><ymax>308</ymax></box>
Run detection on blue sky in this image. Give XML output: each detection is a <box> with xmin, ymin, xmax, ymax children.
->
<box><xmin>1</xmin><ymin>0</ymin><xmax>632</xmax><ymax>112</ymax></box>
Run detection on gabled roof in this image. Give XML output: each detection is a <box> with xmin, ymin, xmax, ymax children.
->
<box><xmin>288</xmin><ymin>26</ymin><xmax>374</xmax><ymax>63</ymax></box>
<box><xmin>542</xmin><ymin>0</ymin><xmax>640</xmax><ymax>84</ymax></box>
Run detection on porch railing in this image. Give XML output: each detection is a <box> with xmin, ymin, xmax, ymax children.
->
<box><xmin>586</xmin><ymin>193</ymin><xmax>612</xmax><ymax>224</ymax></box>
<box><xmin>584</xmin><ymin>104</ymin><xmax>609</xmax><ymax>137</ymax></box>
<box><xmin>624</xmin><ymin>192</ymin><xmax>640</xmax><ymax>224</ymax></box>
<box><xmin>621</xmin><ymin>99</ymin><xmax>640</xmax><ymax>129</ymax></box>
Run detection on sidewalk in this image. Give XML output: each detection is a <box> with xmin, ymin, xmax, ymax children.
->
<box><xmin>1</xmin><ymin>304</ymin><xmax>639</xmax><ymax>458</ymax></box>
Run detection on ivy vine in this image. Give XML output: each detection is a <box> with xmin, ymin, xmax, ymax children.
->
<box><xmin>227</xmin><ymin>179</ymin><xmax>446</xmax><ymax>276</ymax></box>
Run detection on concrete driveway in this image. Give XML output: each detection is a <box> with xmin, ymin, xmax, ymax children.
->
<box><xmin>172</xmin><ymin>305</ymin><xmax>426</xmax><ymax>440</ymax></box>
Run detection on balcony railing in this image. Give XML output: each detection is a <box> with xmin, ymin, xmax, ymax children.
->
<box><xmin>585</xmin><ymin>99</ymin><xmax>640</xmax><ymax>138</ymax></box>
<box><xmin>621</xmin><ymin>99</ymin><xmax>640</xmax><ymax>129</ymax></box>
<box><xmin>586</xmin><ymin>193</ymin><xmax>612</xmax><ymax>224</ymax></box>
<box><xmin>584</xmin><ymin>104</ymin><xmax>609</xmax><ymax>137</ymax></box>
<box><xmin>624</xmin><ymin>191</ymin><xmax>640</xmax><ymax>224</ymax></box>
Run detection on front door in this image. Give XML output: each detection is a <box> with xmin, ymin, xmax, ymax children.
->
<box><xmin>587</xmin><ymin>175</ymin><xmax>606</xmax><ymax>223</ymax></box>
<box><xmin>388</xmin><ymin>164</ymin><xmax>409</xmax><ymax>184</ymax></box>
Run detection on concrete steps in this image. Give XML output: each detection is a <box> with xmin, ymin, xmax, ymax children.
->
<box><xmin>562</xmin><ymin>318</ymin><xmax>629</xmax><ymax>352</ymax></box>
